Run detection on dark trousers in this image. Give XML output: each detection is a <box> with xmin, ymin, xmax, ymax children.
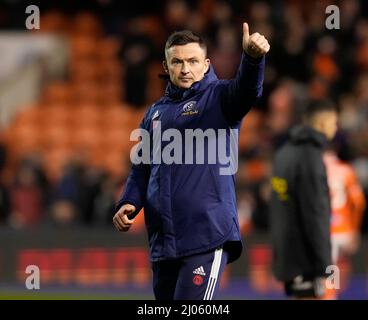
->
<box><xmin>152</xmin><ymin>247</ymin><xmax>228</xmax><ymax>300</ymax></box>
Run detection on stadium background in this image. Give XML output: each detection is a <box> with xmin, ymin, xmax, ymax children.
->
<box><xmin>0</xmin><ymin>0</ymin><xmax>367</xmax><ymax>299</ymax></box>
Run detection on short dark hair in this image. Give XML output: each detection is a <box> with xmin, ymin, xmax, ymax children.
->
<box><xmin>165</xmin><ymin>30</ymin><xmax>207</xmax><ymax>55</ymax></box>
<box><xmin>304</xmin><ymin>99</ymin><xmax>338</xmax><ymax>120</ymax></box>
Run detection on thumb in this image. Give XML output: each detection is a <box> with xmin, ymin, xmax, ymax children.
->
<box><xmin>123</xmin><ymin>207</ymin><xmax>135</xmax><ymax>224</ymax></box>
<box><xmin>243</xmin><ymin>22</ymin><xmax>250</xmax><ymax>42</ymax></box>
<box><xmin>118</xmin><ymin>204</ymin><xmax>136</xmax><ymax>216</ymax></box>
<box><xmin>125</xmin><ymin>204</ymin><xmax>136</xmax><ymax>211</ymax></box>
<box><xmin>124</xmin><ymin>205</ymin><xmax>136</xmax><ymax>215</ymax></box>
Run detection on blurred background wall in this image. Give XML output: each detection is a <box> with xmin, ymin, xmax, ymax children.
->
<box><xmin>0</xmin><ymin>0</ymin><xmax>368</xmax><ymax>299</ymax></box>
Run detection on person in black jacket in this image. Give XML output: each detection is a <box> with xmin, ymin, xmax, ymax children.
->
<box><xmin>270</xmin><ymin>100</ymin><xmax>338</xmax><ymax>299</ymax></box>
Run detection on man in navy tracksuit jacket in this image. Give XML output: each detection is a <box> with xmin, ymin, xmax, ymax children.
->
<box><xmin>113</xmin><ymin>23</ymin><xmax>269</xmax><ymax>300</ymax></box>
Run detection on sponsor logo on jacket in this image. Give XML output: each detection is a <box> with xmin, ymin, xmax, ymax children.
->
<box><xmin>181</xmin><ymin>101</ymin><xmax>199</xmax><ymax>116</ymax></box>
<box><xmin>271</xmin><ymin>176</ymin><xmax>289</xmax><ymax>201</ymax></box>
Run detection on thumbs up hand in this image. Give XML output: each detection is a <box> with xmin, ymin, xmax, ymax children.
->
<box><xmin>242</xmin><ymin>22</ymin><xmax>270</xmax><ymax>58</ymax></box>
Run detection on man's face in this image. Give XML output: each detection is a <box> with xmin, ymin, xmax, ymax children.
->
<box><xmin>164</xmin><ymin>43</ymin><xmax>210</xmax><ymax>89</ymax></box>
<box><xmin>321</xmin><ymin>111</ymin><xmax>338</xmax><ymax>140</ymax></box>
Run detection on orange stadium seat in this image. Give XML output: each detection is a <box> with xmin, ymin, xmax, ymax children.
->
<box><xmin>39</xmin><ymin>11</ymin><xmax>69</xmax><ymax>34</ymax></box>
<box><xmin>42</xmin><ymin>81</ymin><xmax>71</xmax><ymax>105</ymax></box>
<box><xmin>73</xmin><ymin>12</ymin><xmax>102</xmax><ymax>37</ymax></box>
<box><xmin>5</xmin><ymin>124</ymin><xmax>42</xmax><ymax>157</ymax></box>
<box><xmin>72</xmin><ymin>82</ymin><xmax>101</xmax><ymax>106</ymax></box>
<box><xmin>42</xmin><ymin>123</ymin><xmax>72</xmax><ymax>151</ymax></box>
<box><xmin>98</xmin><ymin>60</ymin><xmax>122</xmax><ymax>82</ymax></box>
<box><xmin>100</xmin><ymin>127</ymin><xmax>133</xmax><ymax>153</ymax></box>
<box><xmin>99</xmin><ymin>105</ymin><xmax>132</xmax><ymax>128</ymax></box>
<box><xmin>126</xmin><ymin>109</ymin><xmax>148</xmax><ymax>131</ymax></box>
<box><xmin>40</xmin><ymin>104</ymin><xmax>74</xmax><ymax>127</ymax></box>
<box><xmin>98</xmin><ymin>83</ymin><xmax>123</xmax><ymax>106</ymax></box>
<box><xmin>71</xmin><ymin>60</ymin><xmax>101</xmax><ymax>83</ymax></box>
<box><xmin>70</xmin><ymin>36</ymin><xmax>99</xmax><ymax>60</ymax></box>
<box><xmin>13</xmin><ymin>106</ymin><xmax>43</xmax><ymax>127</ymax></box>
<box><xmin>4</xmin><ymin>10</ymin><xmax>150</xmax><ymax>179</ymax></box>
<box><xmin>41</xmin><ymin>82</ymin><xmax>72</xmax><ymax>106</ymax></box>
<box><xmin>72</xmin><ymin>105</ymin><xmax>101</xmax><ymax>127</ymax></box>
<box><xmin>98</xmin><ymin>38</ymin><xmax>121</xmax><ymax>60</ymax></box>
<box><xmin>72</xmin><ymin>126</ymin><xmax>103</xmax><ymax>152</ymax></box>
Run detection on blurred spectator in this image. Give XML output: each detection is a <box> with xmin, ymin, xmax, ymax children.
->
<box><xmin>54</xmin><ymin>161</ymin><xmax>83</xmax><ymax>209</ymax></box>
<box><xmin>93</xmin><ymin>174</ymin><xmax>120</xmax><ymax>225</ymax></box>
<box><xmin>323</xmin><ymin>148</ymin><xmax>366</xmax><ymax>299</ymax></box>
<box><xmin>338</xmin><ymin>94</ymin><xmax>361</xmax><ymax>132</ymax></box>
<box><xmin>324</xmin><ymin>149</ymin><xmax>366</xmax><ymax>261</ymax></box>
<box><xmin>49</xmin><ymin>200</ymin><xmax>78</xmax><ymax>227</ymax></box>
<box><xmin>9</xmin><ymin>162</ymin><xmax>45</xmax><ymax>228</ymax></box>
<box><xmin>20</xmin><ymin>154</ymin><xmax>50</xmax><ymax>208</ymax></box>
<box><xmin>237</xmin><ymin>188</ymin><xmax>255</xmax><ymax>236</ymax></box>
<box><xmin>0</xmin><ymin>183</ymin><xmax>9</xmax><ymax>225</ymax></box>
<box><xmin>210</xmin><ymin>0</ymin><xmax>233</xmax><ymax>26</ymax></box>
<box><xmin>353</xmin><ymin>157</ymin><xmax>368</xmax><ymax>234</ymax></box>
<box><xmin>164</xmin><ymin>0</ymin><xmax>191</xmax><ymax>32</ymax></box>
<box><xmin>270</xmin><ymin>100</ymin><xmax>338</xmax><ymax>299</ymax></box>
<box><xmin>54</xmin><ymin>161</ymin><xmax>104</xmax><ymax>225</ymax></box>
<box><xmin>80</xmin><ymin>167</ymin><xmax>104</xmax><ymax>225</ymax></box>
<box><xmin>251</xmin><ymin>179</ymin><xmax>271</xmax><ymax>232</ymax></box>
<box><xmin>267</xmin><ymin>79</ymin><xmax>298</xmax><ymax>149</ymax></box>
<box><xmin>272</xmin><ymin>5</ymin><xmax>309</xmax><ymax>82</ymax></box>
<box><xmin>120</xmin><ymin>19</ymin><xmax>156</xmax><ymax>107</ymax></box>
<box><xmin>210</xmin><ymin>24</ymin><xmax>241</xmax><ymax>79</ymax></box>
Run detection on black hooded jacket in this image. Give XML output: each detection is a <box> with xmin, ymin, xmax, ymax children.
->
<box><xmin>270</xmin><ymin>125</ymin><xmax>332</xmax><ymax>281</ymax></box>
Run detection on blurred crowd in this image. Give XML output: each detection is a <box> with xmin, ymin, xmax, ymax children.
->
<box><xmin>0</xmin><ymin>0</ymin><xmax>368</xmax><ymax>233</ymax></box>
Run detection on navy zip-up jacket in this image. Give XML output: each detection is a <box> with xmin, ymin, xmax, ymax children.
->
<box><xmin>116</xmin><ymin>53</ymin><xmax>265</xmax><ymax>263</ymax></box>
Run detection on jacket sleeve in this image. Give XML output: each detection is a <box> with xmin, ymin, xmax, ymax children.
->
<box><xmin>218</xmin><ymin>53</ymin><xmax>265</xmax><ymax>126</ymax></box>
<box><xmin>115</xmin><ymin>113</ymin><xmax>151</xmax><ymax>218</ymax></box>
<box><xmin>297</xmin><ymin>146</ymin><xmax>332</xmax><ymax>277</ymax></box>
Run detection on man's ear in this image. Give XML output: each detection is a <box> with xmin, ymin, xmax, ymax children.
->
<box><xmin>163</xmin><ymin>60</ymin><xmax>169</xmax><ymax>73</ymax></box>
<box><xmin>205</xmin><ymin>58</ymin><xmax>210</xmax><ymax>73</ymax></box>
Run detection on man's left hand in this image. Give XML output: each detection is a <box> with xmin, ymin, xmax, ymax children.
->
<box><xmin>242</xmin><ymin>22</ymin><xmax>270</xmax><ymax>58</ymax></box>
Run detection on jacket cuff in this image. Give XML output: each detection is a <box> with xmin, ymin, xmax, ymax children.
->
<box><xmin>115</xmin><ymin>199</ymin><xmax>142</xmax><ymax>218</ymax></box>
<box><xmin>243</xmin><ymin>52</ymin><xmax>265</xmax><ymax>65</ymax></box>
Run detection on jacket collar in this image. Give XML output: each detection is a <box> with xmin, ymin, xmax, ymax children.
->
<box><xmin>290</xmin><ymin>125</ymin><xmax>328</xmax><ymax>147</ymax></box>
<box><xmin>164</xmin><ymin>65</ymin><xmax>218</xmax><ymax>101</ymax></box>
